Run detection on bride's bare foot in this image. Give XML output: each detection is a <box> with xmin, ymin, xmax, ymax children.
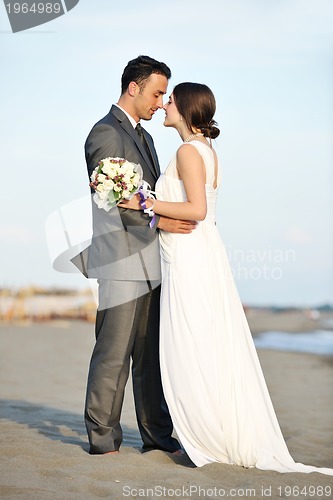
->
<box><xmin>104</xmin><ymin>451</ymin><xmax>120</xmax><ymax>455</ymax></box>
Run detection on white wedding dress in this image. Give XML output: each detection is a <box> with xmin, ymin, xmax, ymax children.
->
<box><xmin>156</xmin><ymin>140</ymin><xmax>333</xmax><ymax>474</ymax></box>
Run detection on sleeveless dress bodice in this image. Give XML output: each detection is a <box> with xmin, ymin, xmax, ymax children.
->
<box><xmin>156</xmin><ymin>141</ymin><xmax>220</xmax><ymax>263</ymax></box>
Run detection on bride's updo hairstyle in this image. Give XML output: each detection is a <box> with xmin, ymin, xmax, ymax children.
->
<box><xmin>173</xmin><ymin>82</ymin><xmax>220</xmax><ymax>139</ymax></box>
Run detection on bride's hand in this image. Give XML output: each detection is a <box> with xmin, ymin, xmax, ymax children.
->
<box><xmin>118</xmin><ymin>193</ymin><xmax>142</xmax><ymax>210</ymax></box>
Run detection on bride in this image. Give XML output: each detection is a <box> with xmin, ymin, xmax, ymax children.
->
<box><xmin>119</xmin><ymin>82</ymin><xmax>333</xmax><ymax>475</ymax></box>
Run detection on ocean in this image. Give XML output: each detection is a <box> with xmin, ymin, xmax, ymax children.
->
<box><xmin>254</xmin><ymin>329</ymin><xmax>333</xmax><ymax>355</ymax></box>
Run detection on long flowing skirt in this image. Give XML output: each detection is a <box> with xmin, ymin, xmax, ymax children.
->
<box><xmin>159</xmin><ymin>221</ymin><xmax>333</xmax><ymax>475</ymax></box>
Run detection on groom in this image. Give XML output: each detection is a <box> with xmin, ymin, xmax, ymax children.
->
<box><xmin>83</xmin><ymin>55</ymin><xmax>195</xmax><ymax>455</ymax></box>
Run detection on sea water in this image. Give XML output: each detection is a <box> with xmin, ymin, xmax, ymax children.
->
<box><xmin>254</xmin><ymin>330</ymin><xmax>333</xmax><ymax>355</ymax></box>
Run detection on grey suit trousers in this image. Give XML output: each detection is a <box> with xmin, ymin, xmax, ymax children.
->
<box><xmin>84</xmin><ymin>280</ymin><xmax>179</xmax><ymax>454</ymax></box>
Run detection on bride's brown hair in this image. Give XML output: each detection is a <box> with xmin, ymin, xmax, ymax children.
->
<box><xmin>173</xmin><ymin>82</ymin><xmax>220</xmax><ymax>139</ymax></box>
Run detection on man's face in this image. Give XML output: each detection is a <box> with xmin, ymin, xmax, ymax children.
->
<box><xmin>133</xmin><ymin>73</ymin><xmax>168</xmax><ymax>121</ymax></box>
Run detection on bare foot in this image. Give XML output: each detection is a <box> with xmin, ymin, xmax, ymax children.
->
<box><xmin>172</xmin><ymin>449</ymin><xmax>185</xmax><ymax>456</ymax></box>
<box><xmin>104</xmin><ymin>451</ymin><xmax>120</xmax><ymax>455</ymax></box>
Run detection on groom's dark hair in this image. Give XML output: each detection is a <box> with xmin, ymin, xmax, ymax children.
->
<box><xmin>121</xmin><ymin>55</ymin><xmax>171</xmax><ymax>94</ymax></box>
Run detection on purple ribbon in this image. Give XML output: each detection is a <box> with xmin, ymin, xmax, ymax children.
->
<box><xmin>139</xmin><ymin>183</ymin><xmax>156</xmax><ymax>228</ymax></box>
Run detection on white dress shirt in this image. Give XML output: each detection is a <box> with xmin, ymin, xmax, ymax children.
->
<box><xmin>114</xmin><ymin>104</ymin><xmax>138</xmax><ymax>129</ymax></box>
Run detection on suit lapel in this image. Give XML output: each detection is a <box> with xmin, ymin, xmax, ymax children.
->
<box><xmin>111</xmin><ymin>106</ymin><xmax>159</xmax><ymax>179</ymax></box>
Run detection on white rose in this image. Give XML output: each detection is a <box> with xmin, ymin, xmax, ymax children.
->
<box><xmin>110</xmin><ymin>168</ymin><xmax>118</xmax><ymax>178</ymax></box>
<box><xmin>122</xmin><ymin>190</ymin><xmax>130</xmax><ymax>199</ymax></box>
<box><xmin>123</xmin><ymin>173</ymin><xmax>132</xmax><ymax>184</ymax></box>
<box><xmin>90</xmin><ymin>169</ymin><xmax>98</xmax><ymax>182</ymax></box>
<box><xmin>103</xmin><ymin>179</ymin><xmax>114</xmax><ymax>190</ymax></box>
<box><xmin>132</xmin><ymin>173</ymin><xmax>140</xmax><ymax>186</ymax></box>
<box><xmin>114</xmin><ymin>184</ymin><xmax>122</xmax><ymax>192</ymax></box>
<box><xmin>97</xmin><ymin>173</ymin><xmax>106</xmax><ymax>183</ymax></box>
<box><xmin>106</xmin><ymin>167</ymin><xmax>118</xmax><ymax>178</ymax></box>
<box><xmin>101</xmin><ymin>164</ymin><xmax>112</xmax><ymax>175</ymax></box>
<box><xmin>122</xmin><ymin>160</ymin><xmax>133</xmax><ymax>172</ymax></box>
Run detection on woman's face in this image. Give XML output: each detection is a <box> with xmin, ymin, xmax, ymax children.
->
<box><xmin>163</xmin><ymin>93</ymin><xmax>182</xmax><ymax>128</ymax></box>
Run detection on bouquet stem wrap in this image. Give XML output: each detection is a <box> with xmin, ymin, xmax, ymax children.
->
<box><xmin>138</xmin><ymin>181</ymin><xmax>156</xmax><ymax>228</ymax></box>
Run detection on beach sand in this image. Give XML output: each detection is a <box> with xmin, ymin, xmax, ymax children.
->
<box><xmin>0</xmin><ymin>320</ymin><xmax>332</xmax><ymax>500</ymax></box>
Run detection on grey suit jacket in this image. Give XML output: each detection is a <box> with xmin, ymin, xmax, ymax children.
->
<box><xmin>75</xmin><ymin>105</ymin><xmax>162</xmax><ymax>281</ymax></box>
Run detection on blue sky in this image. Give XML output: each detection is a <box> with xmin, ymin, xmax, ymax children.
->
<box><xmin>0</xmin><ymin>0</ymin><xmax>332</xmax><ymax>306</ymax></box>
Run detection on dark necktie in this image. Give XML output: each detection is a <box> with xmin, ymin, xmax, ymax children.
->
<box><xmin>135</xmin><ymin>123</ymin><xmax>153</xmax><ymax>164</ymax></box>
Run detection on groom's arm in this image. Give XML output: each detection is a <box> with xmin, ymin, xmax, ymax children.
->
<box><xmin>157</xmin><ymin>216</ymin><xmax>197</xmax><ymax>234</ymax></box>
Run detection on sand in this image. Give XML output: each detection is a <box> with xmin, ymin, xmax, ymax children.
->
<box><xmin>0</xmin><ymin>320</ymin><xmax>332</xmax><ymax>500</ymax></box>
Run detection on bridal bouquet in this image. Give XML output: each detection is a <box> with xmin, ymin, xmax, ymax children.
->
<box><xmin>90</xmin><ymin>157</ymin><xmax>143</xmax><ymax>212</ymax></box>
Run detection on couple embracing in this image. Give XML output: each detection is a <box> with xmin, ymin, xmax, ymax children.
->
<box><xmin>80</xmin><ymin>55</ymin><xmax>332</xmax><ymax>475</ymax></box>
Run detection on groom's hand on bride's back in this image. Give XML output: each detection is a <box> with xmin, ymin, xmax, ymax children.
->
<box><xmin>157</xmin><ymin>216</ymin><xmax>197</xmax><ymax>234</ymax></box>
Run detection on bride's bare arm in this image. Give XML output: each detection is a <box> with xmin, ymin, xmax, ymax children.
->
<box><xmin>119</xmin><ymin>144</ymin><xmax>207</xmax><ymax>221</ymax></box>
